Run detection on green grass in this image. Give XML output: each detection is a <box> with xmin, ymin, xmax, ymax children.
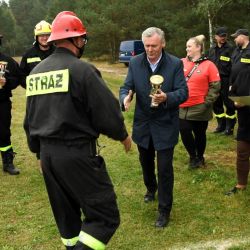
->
<box><xmin>1</xmin><ymin>61</ymin><xmax>250</xmax><ymax>249</ymax></box>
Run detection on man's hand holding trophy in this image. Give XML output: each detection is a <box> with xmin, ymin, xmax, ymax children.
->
<box><xmin>149</xmin><ymin>75</ymin><xmax>166</xmax><ymax>108</ymax></box>
<box><xmin>0</xmin><ymin>61</ymin><xmax>7</xmax><ymax>89</ymax></box>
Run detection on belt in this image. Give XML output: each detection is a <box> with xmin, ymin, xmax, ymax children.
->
<box><xmin>40</xmin><ymin>137</ymin><xmax>97</xmax><ymax>155</ymax></box>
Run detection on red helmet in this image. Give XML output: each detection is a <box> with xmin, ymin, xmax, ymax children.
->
<box><xmin>47</xmin><ymin>11</ymin><xmax>87</xmax><ymax>43</ymax></box>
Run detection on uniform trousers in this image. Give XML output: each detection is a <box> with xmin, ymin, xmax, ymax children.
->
<box><xmin>0</xmin><ymin>100</ymin><xmax>11</xmax><ymax>148</ymax></box>
<box><xmin>40</xmin><ymin>140</ymin><xmax>120</xmax><ymax>249</ymax></box>
<box><xmin>137</xmin><ymin>138</ymin><xmax>174</xmax><ymax>214</ymax></box>
<box><xmin>236</xmin><ymin>140</ymin><xmax>250</xmax><ymax>185</ymax></box>
<box><xmin>213</xmin><ymin>78</ymin><xmax>235</xmax><ymax>116</ymax></box>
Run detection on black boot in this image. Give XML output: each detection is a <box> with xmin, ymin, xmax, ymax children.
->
<box><xmin>213</xmin><ymin>117</ymin><xmax>226</xmax><ymax>133</ymax></box>
<box><xmin>73</xmin><ymin>242</ymin><xmax>93</xmax><ymax>249</ymax></box>
<box><xmin>1</xmin><ymin>149</ymin><xmax>20</xmax><ymax>175</ymax></box>
<box><xmin>223</xmin><ymin>118</ymin><xmax>236</xmax><ymax>136</ymax></box>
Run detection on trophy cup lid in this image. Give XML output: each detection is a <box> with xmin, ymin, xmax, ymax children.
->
<box><xmin>150</xmin><ymin>75</ymin><xmax>164</xmax><ymax>86</ymax></box>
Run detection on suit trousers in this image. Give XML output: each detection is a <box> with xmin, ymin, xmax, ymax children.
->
<box><xmin>137</xmin><ymin>138</ymin><xmax>174</xmax><ymax>214</ymax></box>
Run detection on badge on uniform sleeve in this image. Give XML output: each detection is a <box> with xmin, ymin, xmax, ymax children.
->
<box><xmin>26</xmin><ymin>69</ymin><xmax>69</xmax><ymax>96</ymax></box>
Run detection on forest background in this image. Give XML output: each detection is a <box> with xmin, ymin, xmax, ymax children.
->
<box><xmin>1</xmin><ymin>0</ymin><xmax>250</xmax><ymax>249</ymax></box>
<box><xmin>0</xmin><ymin>0</ymin><xmax>250</xmax><ymax>62</ymax></box>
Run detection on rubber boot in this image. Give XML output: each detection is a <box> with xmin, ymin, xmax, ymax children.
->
<box><xmin>1</xmin><ymin>148</ymin><xmax>20</xmax><ymax>175</ymax></box>
<box><xmin>73</xmin><ymin>242</ymin><xmax>93</xmax><ymax>249</ymax></box>
<box><xmin>213</xmin><ymin>117</ymin><xmax>226</xmax><ymax>133</ymax></box>
<box><xmin>223</xmin><ymin>118</ymin><xmax>236</xmax><ymax>136</ymax></box>
<box><xmin>66</xmin><ymin>246</ymin><xmax>75</xmax><ymax>250</ymax></box>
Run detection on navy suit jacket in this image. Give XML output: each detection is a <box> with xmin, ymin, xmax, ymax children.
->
<box><xmin>119</xmin><ymin>51</ymin><xmax>188</xmax><ymax>150</ymax></box>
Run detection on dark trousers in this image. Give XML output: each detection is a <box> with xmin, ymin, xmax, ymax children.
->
<box><xmin>40</xmin><ymin>141</ymin><xmax>120</xmax><ymax>249</ymax></box>
<box><xmin>213</xmin><ymin>79</ymin><xmax>235</xmax><ymax>116</ymax></box>
<box><xmin>0</xmin><ymin>100</ymin><xmax>11</xmax><ymax>148</ymax></box>
<box><xmin>137</xmin><ymin>138</ymin><xmax>174</xmax><ymax>214</ymax></box>
<box><xmin>179</xmin><ymin>119</ymin><xmax>208</xmax><ymax>159</ymax></box>
<box><xmin>236</xmin><ymin>140</ymin><xmax>250</xmax><ymax>185</ymax></box>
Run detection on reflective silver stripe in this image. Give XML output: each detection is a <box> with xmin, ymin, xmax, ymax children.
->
<box><xmin>61</xmin><ymin>236</ymin><xmax>79</xmax><ymax>246</ymax></box>
<box><xmin>220</xmin><ymin>56</ymin><xmax>230</xmax><ymax>62</ymax></box>
<box><xmin>27</xmin><ymin>57</ymin><xmax>42</xmax><ymax>63</ymax></box>
<box><xmin>79</xmin><ymin>231</ymin><xmax>105</xmax><ymax>250</ymax></box>
<box><xmin>0</xmin><ymin>145</ymin><xmax>12</xmax><ymax>152</ymax></box>
<box><xmin>225</xmin><ymin>114</ymin><xmax>237</xmax><ymax>119</ymax></box>
<box><xmin>240</xmin><ymin>58</ymin><xmax>250</xmax><ymax>63</ymax></box>
<box><xmin>214</xmin><ymin>113</ymin><xmax>225</xmax><ymax>118</ymax></box>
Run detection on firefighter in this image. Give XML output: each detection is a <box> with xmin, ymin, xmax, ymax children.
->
<box><xmin>20</xmin><ymin>20</ymin><xmax>55</xmax><ymax>170</ymax></box>
<box><xmin>208</xmin><ymin>27</ymin><xmax>235</xmax><ymax>135</ymax></box>
<box><xmin>24</xmin><ymin>11</ymin><xmax>132</xmax><ymax>250</ymax></box>
<box><xmin>0</xmin><ymin>34</ymin><xmax>23</xmax><ymax>175</ymax></box>
<box><xmin>20</xmin><ymin>20</ymin><xmax>55</xmax><ymax>88</ymax></box>
<box><xmin>228</xmin><ymin>29</ymin><xmax>250</xmax><ymax>135</ymax></box>
<box><xmin>225</xmin><ymin>64</ymin><xmax>250</xmax><ymax>195</ymax></box>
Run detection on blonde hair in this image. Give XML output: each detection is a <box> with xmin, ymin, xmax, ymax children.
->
<box><xmin>188</xmin><ymin>34</ymin><xmax>206</xmax><ymax>54</ymax></box>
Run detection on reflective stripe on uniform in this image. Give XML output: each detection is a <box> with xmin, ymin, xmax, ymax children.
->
<box><xmin>225</xmin><ymin>114</ymin><xmax>237</xmax><ymax>119</ymax></box>
<box><xmin>26</xmin><ymin>69</ymin><xmax>69</xmax><ymax>96</ymax></box>
<box><xmin>61</xmin><ymin>236</ymin><xmax>79</xmax><ymax>247</ymax></box>
<box><xmin>79</xmin><ymin>231</ymin><xmax>105</xmax><ymax>250</ymax></box>
<box><xmin>214</xmin><ymin>113</ymin><xmax>225</xmax><ymax>118</ymax></box>
<box><xmin>0</xmin><ymin>145</ymin><xmax>12</xmax><ymax>152</ymax></box>
<box><xmin>240</xmin><ymin>58</ymin><xmax>250</xmax><ymax>64</ymax></box>
<box><xmin>27</xmin><ymin>57</ymin><xmax>42</xmax><ymax>63</ymax></box>
<box><xmin>220</xmin><ymin>56</ymin><xmax>230</xmax><ymax>62</ymax></box>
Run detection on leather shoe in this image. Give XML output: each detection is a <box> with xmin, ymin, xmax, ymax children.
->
<box><xmin>144</xmin><ymin>191</ymin><xmax>155</xmax><ymax>203</ymax></box>
<box><xmin>225</xmin><ymin>186</ymin><xmax>245</xmax><ymax>196</ymax></box>
<box><xmin>155</xmin><ymin>212</ymin><xmax>170</xmax><ymax>228</ymax></box>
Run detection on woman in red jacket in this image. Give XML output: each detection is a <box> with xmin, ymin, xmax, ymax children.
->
<box><xmin>179</xmin><ymin>35</ymin><xmax>221</xmax><ymax>169</ymax></box>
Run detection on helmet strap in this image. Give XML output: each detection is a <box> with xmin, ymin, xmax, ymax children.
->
<box><xmin>67</xmin><ymin>38</ymin><xmax>85</xmax><ymax>58</ymax></box>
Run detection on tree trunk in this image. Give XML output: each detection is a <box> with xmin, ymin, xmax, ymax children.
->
<box><xmin>208</xmin><ymin>10</ymin><xmax>213</xmax><ymax>48</ymax></box>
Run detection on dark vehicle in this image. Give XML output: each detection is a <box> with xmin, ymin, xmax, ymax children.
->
<box><xmin>119</xmin><ymin>40</ymin><xmax>145</xmax><ymax>66</ymax></box>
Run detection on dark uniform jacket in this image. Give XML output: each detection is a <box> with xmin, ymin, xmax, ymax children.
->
<box><xmin>208</xmin><ymin>42</ymin><xmax>233</xmax><ymax>81</ymax></box>
<box><xmin>229</xmin><ymin>66</ymin><xmax>250</xmax><ymax>142</ymax></box>
<box><xmin>24</xmin><ymin>47</ymin><xmax>128</xmax><ymax>153</ymax></box>
<box><xmin>0</xmin><ymin>52</ymin><xmax>23</xmax><ymax>102</ymax></box>
<box><xmin>230</xmin><ymin>42</ymin><xmax>250</xmax><ymax>84</ymax></box>
<box><xmin>20</xmin><ymin>43</ymin><xmax>55</xmax><ymax>88</ymax></box>
<box><xmin>119</xmin><ymin>51</ymin><xmax>188</xmax><ymax>151</ymax></box>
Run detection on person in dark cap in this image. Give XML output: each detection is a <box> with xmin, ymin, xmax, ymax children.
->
<box><xmin>230</xmin><ymin>28</ymin><xmax>250</xmax><ymax>82</ymax></box>
<box><xmin>208</xmin><ymin>27</ymin><xmax>235</xmax><ymax>135</ymax></box>
<box><xmin>228</xmin><ymin>28</ymin><xmax>250</xmax><ymax>135</ymax></box>
<box><xmin>225</xmin><ymin>29</ymin><xmax>250</xmax><ymax>195</ymax></box>
<box><xmin>225</xmin><ymin>63</ymin><xmax>250</xmax><ymax>195</ymax></box>
<box><xmin>231</xmin><ymin>29</ymin><xmax>249</xmax><ymax>38</ymax></box>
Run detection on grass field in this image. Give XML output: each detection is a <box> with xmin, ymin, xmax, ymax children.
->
<box><xmin>0</xmin><ymin>61</ymin><xmax>249</xmax><ymax>250</ymax></box>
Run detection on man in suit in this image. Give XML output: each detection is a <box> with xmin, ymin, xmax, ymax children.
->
<box><xmin>119</xmin><ymin>27</ymin><xmax>188</xmax><ymax>228</ymax></box>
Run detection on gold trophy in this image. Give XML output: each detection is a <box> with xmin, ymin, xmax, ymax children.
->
<box><xmin>0</xmin><ymin>61</ymin><xmax>7</xmax><ymax>89</ymax></box>
<box><xmin>150</xmin><ymin>75</ymin><xmax>164</xmax><ymax>107</ymax></box>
